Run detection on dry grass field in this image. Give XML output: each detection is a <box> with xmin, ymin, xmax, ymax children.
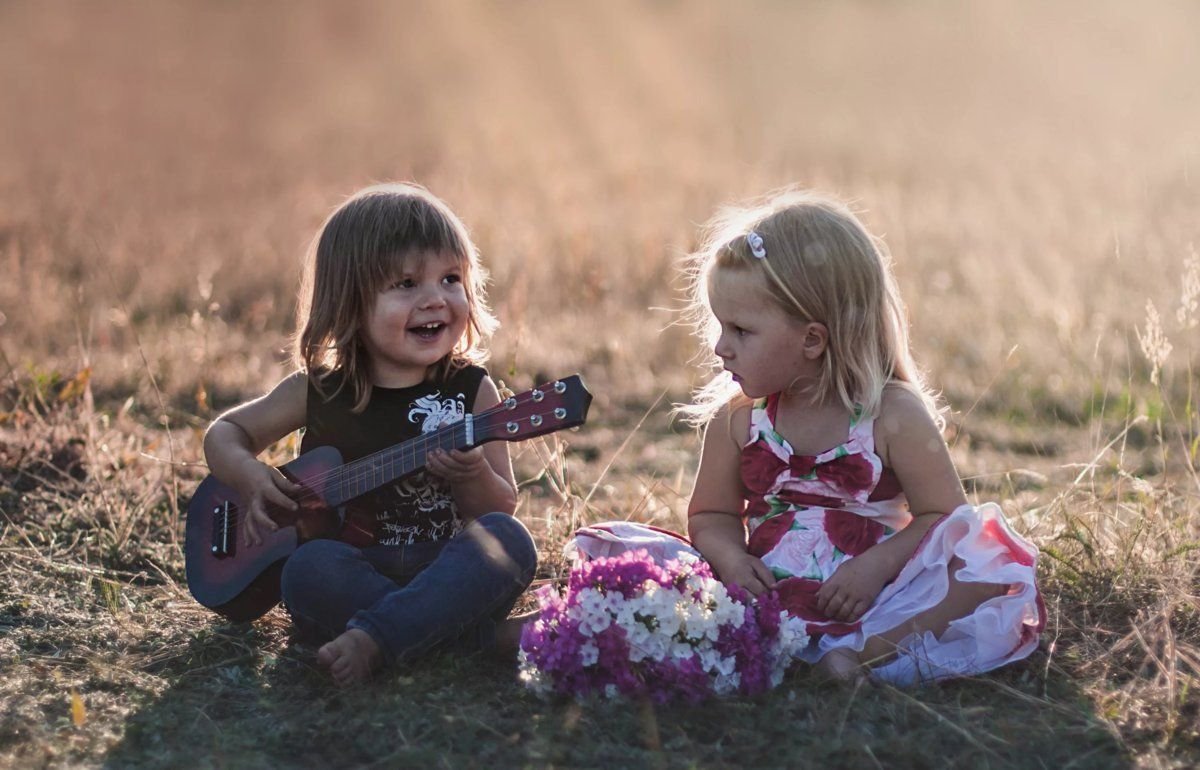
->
<box><xmin>1</xmin><ymin>1</ymin><xmax>1198</xmax><ymax>767</ymax></box>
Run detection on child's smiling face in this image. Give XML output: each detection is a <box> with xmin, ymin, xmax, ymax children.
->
<box><xmin>707</xmin><ymin>267</ymin><xmax>820</xmax><ymax>399</ymax></box>
<box><xmin>360</xmin><ymin>249</ymin><xmax>470</xmax><ymax>387</ymax></box>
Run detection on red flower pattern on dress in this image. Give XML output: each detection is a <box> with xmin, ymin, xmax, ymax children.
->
<box><xmin>741</xmin><ymin>446</ymin><xmax>786</xmax><ymax>495</ymax></box>
<box><xmin>774</xmin><ymin>577</ymin><xmax>861</xmax><ymax>637</ymax></box>
<box><xmin>824</xmin><ymin>508</ymin><xmax>885</xmax><ymax>557</ymax></box>
<box><xmin>740</xmin><ymin>398</ymin><xmax>899</xmax><ymax>631</ymax></box>
<box><xmin>743</xmin><ymin>496</ymin><xmax>772</xmax><ymax>522</ymax></box>
<box><xmin>788</xmin><ymin>454</ymin><xmax>818</xmax><ymax>477</ymax></box>
<box><xmin>747</xmin><ymin>511</ymin><xmax>795</xmax><ymax>557</ymax></box>
<box><xmin>813</xmin><ymin>453</ymin><xmax>876</xmax><ymax>500</ymax></box>
<box><xmin>709</xmin><ymin>395</ymin><xmax>1042</xmax><ymax>679</ymax></box>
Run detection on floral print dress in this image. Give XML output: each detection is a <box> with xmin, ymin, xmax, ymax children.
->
<box><xmin>571</xmin><ymin>394</ymin><xmax>1046</xmax><ymax>686</ymax></box>
<box><xmin>739</xmin><ymin>395</ymin><xmax>1045</xmax><ymax>685</ymax></box>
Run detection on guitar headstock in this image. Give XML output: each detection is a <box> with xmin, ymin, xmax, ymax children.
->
<box><xmin>475</xmin><ymin>374</ymin><xmax>592</xmax><ymax>443</ymax></box>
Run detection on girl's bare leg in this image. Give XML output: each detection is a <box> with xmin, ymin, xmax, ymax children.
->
<box><xmin>860</xmin><ymin>557</ymin><xmax>1008</xmax><ymax>666</ymax></box>
<box><xmin>815</xmin><ymin>647</ymin><xmax>865</xmax><ymax>682</ymax></box>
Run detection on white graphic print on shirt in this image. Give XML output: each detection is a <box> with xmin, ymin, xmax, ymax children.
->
<box><xmin>376</xmin><ymin>391</ymin><xmax>467</xmax><ymax>546</ymax></box>
<box><xmin>407</xmin><ymin>392</ymin><xmax>467</xmax><ymax>432</ymax></box>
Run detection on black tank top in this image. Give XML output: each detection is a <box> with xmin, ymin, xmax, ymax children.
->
<box><xmin>301</xmin><ymin>365</ymin><xmax>488</xmax><ymax>546</ymax></box>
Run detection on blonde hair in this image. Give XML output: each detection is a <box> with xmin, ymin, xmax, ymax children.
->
<box><xmin>680</xmin><ymin>189</ymin><xmax>942</xmax><ymax>427</ymax></box>
<box><xmin>293</xmin><ymin>183</ymin><xmax>498</xmax><ymax>412</ymax></box>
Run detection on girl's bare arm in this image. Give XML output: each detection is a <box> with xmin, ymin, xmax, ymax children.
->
<box><xmin>687</xmin><ymin>405</ymin><xmax>776</xmax><ymax>595</ymax></box>
<box><xmin>816</xmin><ymin>386</ymin><xmax>968</xmax><ymax>620</ymax></box>
<box><xmin>203</xmin><ymin>371</ymin><xmax>308</xmax><ymax>546</ymax></box>
<box><xmin>868</xmin><ymin>385</ymin><xmax>968</xmax><ymax>566</ymax></box>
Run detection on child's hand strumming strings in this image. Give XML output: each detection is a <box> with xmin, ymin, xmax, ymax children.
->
<box><xmin>233</xmin><ymin>457</ymin><xmax>301</xmax><ymax>547</ymax></box>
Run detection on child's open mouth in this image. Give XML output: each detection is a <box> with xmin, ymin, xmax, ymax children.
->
<box><xmin>409</xmin><ymin>322</ymin><xmax>446</xmax><ymax>340</ymax></box>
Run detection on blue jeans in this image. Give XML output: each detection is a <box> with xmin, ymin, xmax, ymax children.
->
<box><xmin>279</xmin><ymin>512</ymin><xmax>537</xmax><ymax>666</ymax></box>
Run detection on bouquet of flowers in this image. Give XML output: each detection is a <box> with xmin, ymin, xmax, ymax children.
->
<box><xmin>518</xmin><ymin>549</ymin><xmax>808</xmax><ymax>704</ymax></box>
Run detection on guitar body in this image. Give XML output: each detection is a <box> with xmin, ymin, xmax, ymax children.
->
<box><xmin>183</xmin><ymin>374</ymin><xmax>592</xmax><ymax>622</ymax></box>
<box><xmin>184</xmin><ymin>446</ymin><xmax>349</xmax><ymax>622</ymax></box>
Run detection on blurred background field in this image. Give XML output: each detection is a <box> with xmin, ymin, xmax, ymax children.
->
<box><xmin>1</xmin><ymin>1</ymin><xmax>1197</xmax><ymax>767</ymax></box>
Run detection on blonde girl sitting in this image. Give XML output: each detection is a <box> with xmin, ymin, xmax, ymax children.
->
<box><xmin>572</xmin><ymin>190</ymin><xmax>1044</xmax><ymax>685</ymax></box>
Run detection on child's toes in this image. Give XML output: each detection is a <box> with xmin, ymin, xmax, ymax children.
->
<box><xmin>318</xmin><ymin>629</ymin><xmax>381</xmax><ymax>686</ymax></box>
<box><xmin>316</xmin><ymin>641</ymin><xmax>340</xmax><ymax>668</ymax></box>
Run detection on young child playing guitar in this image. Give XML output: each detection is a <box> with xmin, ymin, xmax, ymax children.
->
<box><xmin>203</xmin><ymin>183</ymin><xmax>535</xmax><ymax>686</ymax></box>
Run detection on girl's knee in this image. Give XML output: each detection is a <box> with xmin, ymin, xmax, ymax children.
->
<box><xmin>469</xmin><ymin>512</ymin><xmax>538</xmax><ymax>582</ymax></box>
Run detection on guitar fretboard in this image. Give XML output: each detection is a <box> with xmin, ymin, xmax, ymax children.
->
<box><xmin>324</xmin><ymin>419</ymin><xmax>476</xmax><ymax>506</ymax></box>
<box><xmin>302</xmin><ymin>375</ymin><xmax>588</xmax><ymax>508</ymax></box>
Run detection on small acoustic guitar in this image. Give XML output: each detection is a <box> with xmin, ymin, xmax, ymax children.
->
<box><xmin>184</xmin><ymin>374</ymin><xmax>592</xmax><ymax>622</ymax></box>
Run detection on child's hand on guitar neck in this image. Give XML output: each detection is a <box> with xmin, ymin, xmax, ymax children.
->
<box><xmin>234</xmin><ymin>458</ymin><xmax>303</xmax><ymax>547</ymax></box>
<box><xmin>426</xmin><ymin>446</ymin><xmax>489</xmax><ymax>485</ymax></box>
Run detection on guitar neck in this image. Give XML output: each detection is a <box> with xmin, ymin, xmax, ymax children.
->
<box><xmin>324</xmin><ymin>418</ymin><xmax>482</xmax><ymax>508</ymax></box>
<box><xmin>319</xmin><ymin>374</ymin><xmax>591</xmax><ymax>508</ymax></box>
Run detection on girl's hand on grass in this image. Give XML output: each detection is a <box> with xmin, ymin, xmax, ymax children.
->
<box><xmin>235</xmin><ymin>458</ymin><xmax>301</xmax><ymax>547</ymax></box>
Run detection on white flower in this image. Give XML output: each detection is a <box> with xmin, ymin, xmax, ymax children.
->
<box><xmin>575</xmin><ymin>587</ymin><xmax>605</xmax><ymax>615</ymax></box>
<box><xmin>699</xmin><ymin>648</ymin><xmax>723</xmax><ymax>672</ymax></box>
<box><xmin>579</xmin><ymin>641</ymin><xmax>599</xmax><ymax>667</ymax></box>
<box><xmin>569</xmin><ymin>587</ymin><xmax>613</xmax><ymax>637</ymax></box>
<box><xmin>779</xmin><ymin>614</ymin><xmax>811</xmax><ymax>657</ymax></box>
<box><xmin>713</xmin><ymin>671</ymin><xmax>741</xmax><ymax>695</ymax></box>
<box><xmin>612</xmin><ymin>602</ymin><xmax>638</xmax><ymax>630</ymax></box>
<box><xmin>670</xmin><ymin>640</ymin><xmax>695</xmax><ymax>659</ymax></box>
<box><xmin>681</xmin><ymin>604</ymin><xmax>721</xmax><ymax>642</ymax></box>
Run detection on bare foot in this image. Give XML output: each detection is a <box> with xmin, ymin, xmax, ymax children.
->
<box><xmin>317</xmin><ymin>628</ymin><xmax>382</xmax><ymax>686</ymax></box>
<box><xmin>815</xmin><ymin>648</ymin><xmax>865</xmax><ymax>684</ymax></box>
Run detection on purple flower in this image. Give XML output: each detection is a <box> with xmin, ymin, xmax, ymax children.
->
<box><xmin>518</xmin><ymin>549</ymin><xmax>807</xmax><ymax>703</ymax></box>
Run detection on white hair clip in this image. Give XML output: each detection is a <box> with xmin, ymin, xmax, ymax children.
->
<box><xmin>746</xmin><ymin>232</ymin><xmax>767</xmax><ymax>259</ymax></box>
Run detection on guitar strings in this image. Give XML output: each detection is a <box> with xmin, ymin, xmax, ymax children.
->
<box><xmin>275</xmin><ymin>390</ymin><xmax>574</xmax><ymax>508</ymax></box>
<box><xmin>298</xmin><ymin>402</ymin><xmax>563</xmax><ymax>503</ymax></box>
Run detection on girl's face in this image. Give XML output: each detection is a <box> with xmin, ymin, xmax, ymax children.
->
<box><xmin>707</xmin><ymin>267</ymin><xmax>820</xmax><ymax>399</ymax></box>
<box><xmin>360</xmin><ymin>250</ymin><xmax>470</xmax><ymax>387</ymax></box>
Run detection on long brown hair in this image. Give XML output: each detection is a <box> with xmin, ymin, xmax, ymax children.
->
<box><xmin>293</xmin><ymin>183</ymin><xmax>498</xmax><ymax>412</ymax></box>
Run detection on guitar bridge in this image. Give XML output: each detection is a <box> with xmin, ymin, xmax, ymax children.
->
<box><xmin>211</xmin><ymin>500</ymin><xmax>237</xmax><ymax>558</ymax></box>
